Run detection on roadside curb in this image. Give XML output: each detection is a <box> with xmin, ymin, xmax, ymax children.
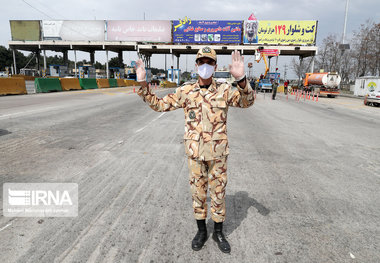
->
<box><xmin>339</xmin><ymin>94</ymin><xmax>363</xmax><ymax>100</ymax></box>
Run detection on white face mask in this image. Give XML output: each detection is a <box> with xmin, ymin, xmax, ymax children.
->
<box><xmin>197</xmin><ymin>64</ymin><xmax>215</xmax><ymax>79</ymax></box>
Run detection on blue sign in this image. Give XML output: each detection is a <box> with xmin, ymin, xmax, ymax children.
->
<box><xmin>173</xmin><ymin>20</ymin><xmax>242</xmax><ymax>44</ymax></box>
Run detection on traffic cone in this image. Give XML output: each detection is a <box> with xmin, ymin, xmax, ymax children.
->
<box><xmin>312</xmin><ymin>92</ymin><xmax>315</xmax><ymax>101</ymax></box>
<box><xmin>316</xmin><ymin>93</ymin><xmax>319</xmax><ymax>102</ymax></box>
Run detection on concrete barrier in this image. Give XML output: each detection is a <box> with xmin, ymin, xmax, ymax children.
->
<box><xmin>0</xmin><ymin>77</ymin><xmax>27</xmax><ymax>95</ymax></box>
<box><xmin>161</xmin><ymin>81</ymin><xmax>177</xmax><ymax>88</ymax></box>
<box><xmin>79</xmin><ymin>78</ymin><xmax>98</xmax><ymax>90</ymax></box>
<box><xmin>97</xmin><ymin>79</ymin><xmax>110</xmax><ymax>89</ymax></box>
<box><xmin>124</xmin><ymin>79</ymin><xmax>139</xmax><ymax>86</ymax></box>
<box><xmin>116</xmin><ymin>79</ymin><xmax>125</xmax><ymax>87</ymax></box>
<box><xmin>35</xmin><ymin>78</ymin><xmax>62</xmax><ymax>93</ymax></box>
<box><xmin>59</xmin><ymin>78</ymin><xmax>81</xmax><ymax>91</ymax></box>
<box><xmin>109</xmin><ymin>79</ymin><xmax>118</xmax><ymax>88</ymax></box>
<box><xmin>12</xmin><ymin>75</ymin><xmax>37</xmax><ymax>81</ymax></box>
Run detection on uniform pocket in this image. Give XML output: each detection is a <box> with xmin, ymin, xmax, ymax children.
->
<box><xmin>212</xmin><ymin>133</ymin><xmax>229</xmax><ymax>157</ymax></box>
<box><xmin>209</xmin><ymin>100</ymin><xmax>227</xmax><ymax>123</ymax></box>
<box><xmin>184</xmin><ymin>133</ymin><xmax>200</xmax><ymax>159</ymax></box>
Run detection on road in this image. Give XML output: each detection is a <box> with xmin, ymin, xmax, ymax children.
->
<box><xmin>1</xmin><ymin>87</ymin><xmax>379</xmax><ymax>263</ymax></box>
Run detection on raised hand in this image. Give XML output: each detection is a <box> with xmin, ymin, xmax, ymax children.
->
<box><xmin>228</xmin><ymin>50</ymin><xmax>245</xmax><ymax>79</ymax></box>
<box><xmin>135</xmin><ymin>59</ymin><xmax>146</xmax><ymax>82</ymax></box>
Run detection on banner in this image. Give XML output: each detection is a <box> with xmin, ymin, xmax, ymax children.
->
<box><xmin>42</xmin><ymin>21</ymin><xmax>105</xmax><ymax>41</ymax></box>
<box><xmin>173</xmin><ymin>18</ymin><xmax>242</xmax><ymax>44</ymax></box>
<box><xmin>244</xmin><ymin>20</ymin><xmax>317</xmax><ymax>45</ymax></box>
<box><xmin>10</xmin><ymin>20</ymin><xmax>41</xmax><ymax>41</ymax></box>
<box><xmin>107</xmin><ymin>21</ymin><xmax>171</xmax><ymax>42</ymax></box>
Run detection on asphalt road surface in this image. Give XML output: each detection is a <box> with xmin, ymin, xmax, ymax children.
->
<box><xmin>1</xmin><ymin>87</ymin><xmax>379</xmax><ymax>263</ymax></box>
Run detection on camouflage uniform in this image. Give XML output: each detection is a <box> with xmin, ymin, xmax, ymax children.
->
<box><xmin>138</xmin><ymin>79</ymin><xmax>254</xmax><ymax>222</ymax></box>
<box><xmin>138</xmin><ymin>59</ymin><xmax>254</xmax><ymax>222</ymax></box>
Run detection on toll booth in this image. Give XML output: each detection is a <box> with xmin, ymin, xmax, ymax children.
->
<box><xmin>167</xmin><ymin>69</ymin><xmax>181</xmax><ymax>85</ymax></box>
<box><xmin>20</xmin><ymin>68</ymin><xmax>39</xmax><ymax>76</ymax></box>
<box><xmin>109</xmin><ymin>67</ymin><xmax>124</xmax><ymax>79</ymax></box>
<box><xmin>49</xmin><ymin>65</ymin><xmax>68</xmax><ymax>77</ymax></box>
<box><xmin>79</xmin><ymin>66</ymin><xmax>96</xmax><ymax>79</ymax></box>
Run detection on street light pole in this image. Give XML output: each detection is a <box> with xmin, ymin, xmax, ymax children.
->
<box><xmin>342</xmin><ymin>0</ymin><xmax>350</xmax><ymax>44</ymax></box>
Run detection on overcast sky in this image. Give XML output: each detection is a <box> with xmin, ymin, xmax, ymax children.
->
<box><xmin>0</xmin><ymin>0</ymin><xmax>379</xmax><ymax>78</ymax></box>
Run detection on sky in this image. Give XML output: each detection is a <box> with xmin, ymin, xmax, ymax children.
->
<box><xmin>0</xmin><ymin>0</ymin><xmax>379</xmax><ymax>78</ymax></box>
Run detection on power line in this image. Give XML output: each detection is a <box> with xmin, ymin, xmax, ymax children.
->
<box><xmin>21</xmin><ymin>0</ymin><xmax>54</xmax><ymax>19</ymax></box>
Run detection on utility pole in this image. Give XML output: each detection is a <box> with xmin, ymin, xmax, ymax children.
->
<box><xmin>342</xmin><ymin>0</ymin><xmax>349</xmax><ymax>44</ymax></box>
<box><xmin>339</xmin><ymin>0</ymin><xmax>350</xmax><ymax>87</ymax></box>
<box><xmin>284</xmin><ymin>64</ymin><xmax>288</xmax><ymax>80</ymax></box>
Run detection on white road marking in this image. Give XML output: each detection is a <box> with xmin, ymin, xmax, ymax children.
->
<box><xmin>0</xmin><ymin>106</ymin><xmax>63</xmax><ymax>120</ymax></box>
<box><xmin>135</xmin><ymin>112</ymin><xmax>166</xmax><ymax>133</ymax></box>
<box><xmin>0</xmin><ymin>222</ymin><xmax>13</xmax><ymax>232</ymax></box>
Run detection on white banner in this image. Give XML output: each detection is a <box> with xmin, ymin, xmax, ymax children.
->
<box><xmin>42</xmin><ymin>20</ymin><xmax>105</xmax><ymax>41</ymax></box>
<box><xmin>107</xmin><ymin>20</ymin><xmax>171</xmax><ymax>42</ymax></box>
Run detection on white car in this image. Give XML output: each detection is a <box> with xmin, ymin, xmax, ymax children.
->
<box><xmin>364</xmin><ymin>90</ymin><xmax>380</xmax><ymax>107</ymax></box>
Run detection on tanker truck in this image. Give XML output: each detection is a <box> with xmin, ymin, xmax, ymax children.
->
<box><xmin>303</xmin><ymin>72</ymin><xmax>341</xmax><ymax>98</ymax></box>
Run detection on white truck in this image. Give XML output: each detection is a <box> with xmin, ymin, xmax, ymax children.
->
<box><xmin>214</xmin><ymin>70</ymin><xmax>236</xmax><ymax>86</ymax></box>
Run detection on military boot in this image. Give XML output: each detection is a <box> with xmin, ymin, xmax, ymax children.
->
<box><xmin>212</xmin><ymin>221</ymin><xmax>231</xmax><ymax>253</ymax></box>
<box><xmin>191</xmin><ymin>219</ymin><xmax>208</xmax><ymax>251</ymax></box>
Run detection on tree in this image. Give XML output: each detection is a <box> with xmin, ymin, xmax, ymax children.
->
<box><xmin>351</xmin><ymin>20</ymin><xmax>380</xmax><ymax>77</ymax></box>
<box><xmin>94</xmin><ymin>61</ymin><xmax>105</xmax><ymax>69</ymax></box>
<box><xmin>291</xmin><ymin>57</ymin><xmax>311</xmax><ymax>86</ymax></box>
<box><xmin>108</xmin><ymin>57</ymin><xmax>123</xmax><ymax>68</ymax></box>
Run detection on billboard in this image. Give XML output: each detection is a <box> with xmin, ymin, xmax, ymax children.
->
<box><xmin>244</xmin><ymin>20</ymin><xmax>317</xmax><ymax>45</ymax></box>
<box><xmin>107</xmin><ymin>21</ymin><xmax>171</xmax><ymax>42</ymax></box>
<box><xmin>42</xmin><ymin>20</ymin><xmax>105</xmax><ymax>41</ymax></box>
<box><xmin>173</xmin><ymin>18</ymin><xmax>242</xmax><ymax>44</ymax></box>
<box><xmin>10</xmin><ymin>20</ymin><xmax>41</xmax><ymax>41</ymax></box>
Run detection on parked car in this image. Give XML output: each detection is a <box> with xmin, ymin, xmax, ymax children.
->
<box><xmin>364</xmin><ymin>90</ymin><xmax>380</xmax><ymax>107</ymax></box>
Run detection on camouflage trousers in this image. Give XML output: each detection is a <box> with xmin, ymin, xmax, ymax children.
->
<box><xmin>188</xmin><ymin>156</ymin><xmax>228</xmax><ymax>223</ymax></box>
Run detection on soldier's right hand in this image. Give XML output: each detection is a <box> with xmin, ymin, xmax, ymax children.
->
<box><xmin>135</xmin><ymin>59</ymin><xmax>146</xmax><ymax>82</ymax></box>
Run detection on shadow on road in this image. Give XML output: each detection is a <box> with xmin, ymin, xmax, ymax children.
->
<box><xmin>206</xmin><ymin>191</ymin><xmax>270</xmax><ymax>235</ymax></box>
<box><xmin>0</xmin><ymin>129</ymin><xmax>11</xmax><ymax>136</ymax></box>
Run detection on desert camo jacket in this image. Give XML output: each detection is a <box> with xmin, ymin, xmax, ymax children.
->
<box><xmin>138</xmin><ymin>79</ymin><xmax>254</xmax><ymax>161</ymax></box>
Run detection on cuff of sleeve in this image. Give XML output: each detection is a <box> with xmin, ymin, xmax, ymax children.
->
<box><xmin>236</xmin><ymin>80</ymin><xmax>249</xmax><ymax>93</ymax></box>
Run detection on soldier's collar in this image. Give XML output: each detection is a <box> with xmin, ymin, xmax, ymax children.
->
<box><xmin>194</xmin><ymin>79</ymin><xmax>217</xmax><ymax>93</ymax></box>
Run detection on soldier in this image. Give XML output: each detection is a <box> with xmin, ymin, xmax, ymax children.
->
<box><xmin>136</xmin><ymin>47</ymin><xmax>254</xmax><ymax>253</ymax></box>
<box><xmin>272</xmin><ymin>79</ymin><xmax>278</xmax><ymax>100</ymax></box>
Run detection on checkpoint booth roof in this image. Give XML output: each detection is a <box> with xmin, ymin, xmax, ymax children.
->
<box><xmin>8</xmin><ymin>19</ymin><xmax>318</xmax><ymax>56</ymax></box>
<box><xmin>8</xmin><ymin>18</ymin><xmax>318</xmax><ymax>79</ymax></box>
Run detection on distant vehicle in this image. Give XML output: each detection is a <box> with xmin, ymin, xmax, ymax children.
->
<box><xmin>127</xmin><ymin>73</ymin><xmax>137</xmax><ymax>80</ymax></box>
<box><xmin>303</xmin><ymin>72</ymin><xmax>341</xmax><ymax>98</ymax></box>
<box><xmin>258</xmin><ymin>72</ymin><xmax>280</xmax><ymax>93</ymax></box>
<box><xmin>364</xmin><ymin>90</ymin><xmax>380</xmax><ymax>107</ymax></box>
<box><xmin>258</xmin><ymin>78</ymin><xmax>273</xmax><ymax>92</ymax></box>
<box><xmin>214</xmin><ymin>71</ymin><xmax>236</xmax><ymax>86</ymax></box>
<box><xmin>0</xmin><ymin>71</ymin><xmax>8</xmax><ymax>77</ymax></box>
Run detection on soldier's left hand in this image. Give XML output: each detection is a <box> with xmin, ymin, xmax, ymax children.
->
<box><xmin>229</xmin><ymin>50</ymin><xmax>245</xmax><ymax>79</ymax></box>
<box><xmin>135</xmin><ymin>59</ymin><xmax>146</xmax><ymax>82</ymax></box>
